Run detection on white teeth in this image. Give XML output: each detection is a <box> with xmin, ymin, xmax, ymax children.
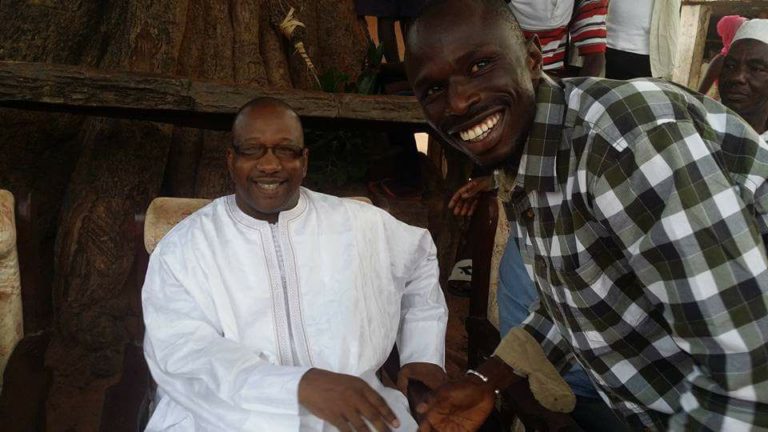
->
<box><xmin>458</xmin><ymin>112</ymin><xmax>501</xmax><ymax>142</ymax></box>
<box><xmin>257</xmin><ymin>183</ymin><xmax>280</xmax><ymax>190</ymax></box>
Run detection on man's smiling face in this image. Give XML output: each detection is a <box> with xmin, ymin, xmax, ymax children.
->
<box><xmin>405</xmin><ymin>0</ymin><xmax>542</xmax><ymax>167</ymax></box>
<box><xmin>227</xmin><ymin>103</ymin><xmax>308</xmax><ymax>223</ymax></box>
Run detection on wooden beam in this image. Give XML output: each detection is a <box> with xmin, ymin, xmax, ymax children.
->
<box><xmin>683</xmin><ymin>0</ymin><xmax>767</xmax><ymax>4</ymax></box>
<box><xmin>0</xmin><ymin>61</ymin><xmax>427</xmax><ymax>128</ymax></box>
<box><xmin>682</xmin><ymin>0</ymin><xmax>768</xmax><ymax>16</ymax></box>
<box><xmin>672</xmin><ymin>4</ymin><xmax>712</xmax><ymax>88</ymax></box>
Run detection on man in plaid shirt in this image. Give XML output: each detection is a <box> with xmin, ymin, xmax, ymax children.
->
<box><xmin>405</xmin><ymin>0</ymin><xmax>768</xmax><ymax>430</ymax></box>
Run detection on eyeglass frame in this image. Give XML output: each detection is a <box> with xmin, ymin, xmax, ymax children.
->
<box><xmin>230</xmin><ymin>142</ymin><xmax>307</xmax><ymax>161</ymax></box>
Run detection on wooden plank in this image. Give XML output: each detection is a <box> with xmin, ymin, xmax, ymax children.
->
<box><xmin>672</xmin><ymin>5</ymin><xmax>712</xmax><ymax>88</ymax></box>
<box><xmin>0</xmin><ymin>61</ymin><xmax>426</xmax><ymax>127</ymax></box>
<box><xmin>683</xmin><ymin>0</ymin><xmax>767</xmax><ymax>4</ymax></box>
<box><xmin>682</xmin><ymin>0</ymin><xmax>768</xmax><ymax>15</ymax></box>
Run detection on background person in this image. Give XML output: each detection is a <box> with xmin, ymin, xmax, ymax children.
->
<box><xmin>718</xmin><ymin>18</ymin><xmax>768</xmax><ymax>141</ymax></box>
<box><xmin>698</xmin><ymin>15</ymin><xmax>748</xmax><ymax>95</ymax></box>
<box><xmin>507</xmin><ymin>0</ymin><xmax>608</xmax><ymax>77</ymax></box>
<box><xmin>605</xmin><ymin>0</ymin><xmax>680</xmax><ymax>80</ymax></box>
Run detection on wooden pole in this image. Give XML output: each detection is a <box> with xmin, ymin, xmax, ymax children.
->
<box><xmin>672</xmin><ymin>4</ymin><xmax>712</xmax><ymax>88</ymax></box>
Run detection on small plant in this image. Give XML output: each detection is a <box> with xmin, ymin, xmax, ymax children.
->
<box><xmin>356</xmin><ymin>42</ymin><xmax>386</xmax><ymax>95</ymax></box>
<box><xmin>318</xmin><ymin>69</ymin><xmax>351</xmax><ymax>93</ymax></box>
<box><xmin>318</xmin><ymin>42</ymin><xmax>384</xmax><ymax>94</ymax></box>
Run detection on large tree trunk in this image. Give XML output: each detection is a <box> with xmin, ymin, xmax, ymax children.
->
<box><xmin>0</xmin><ymin>1</ymin><xmax>369</xmax><ymax>430</ymax></box>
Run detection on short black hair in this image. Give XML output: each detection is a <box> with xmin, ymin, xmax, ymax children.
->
<box><xmin>234</xmin><ymin>96</ymin><xmax>298</xmax><ymax>120</ymax></box>
<box><xmin>412</xmin><ymin>0</ymin><xmax>522</xmax><ymax>40</ymax></box>
<box><xmin>231</xmin><ymin>97</ymin><xmax>304</xmax><ymax>146</ymax></box>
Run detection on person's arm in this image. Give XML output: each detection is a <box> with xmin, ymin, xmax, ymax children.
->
<box><xmin>518</xmin><ymin>299</ymin><xmax>574</xmax><ymax>373</ymax></box>
<box><xmin>579</xmin><ymin>53</ymin><xmax>605</xmax><ymax>77</ymax></box>
<box><xmin>591</xmin><ymin>121</ymin><xmax>768</xmax><ymax>430</ymax></box>
<box><xmin>143</xmin><ymin>249</ymin><xmax>399</xmax><ymax>430</ymax></box>
<box><xmin>697</xmin><ymin>54</ymin><xmax>724</xmax><ymax>94</ymax></box>
<box><xmin>571</xmin><ymin>0</ymin><xmax>608</xmax><ymax>77</ymax></box>
<box><xmin>383</xmin><ymin>214</ymin><xmax>449</xmax><ymax>391</ymax></box>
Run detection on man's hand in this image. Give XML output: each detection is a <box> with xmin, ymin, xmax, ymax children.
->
<box><xmin>397</xmin><ymin>362</ymin><xmax>447</xmax><ymax>395</ymax></box>
<box><xmin>416</xmin><ymin>377</ymin><xmax>496</xmax><ymax>432</ymax></box>
<box><xmin>298</xmin><ymin>368</ymin><xmax>400</xmax><ymax>431</ymax></box>
<box><xmin>448</xmin><ymin>176</ymin><xmax>494</xmax><ymax>217</ymax></box>
<box><xmin>578</xmin><ymin>52</ymin><xmax>605</xmax><ymax>77</ymax></box>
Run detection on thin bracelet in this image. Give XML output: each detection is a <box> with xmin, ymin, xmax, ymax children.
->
<box><xmin>491</xmin><ymin>169</ymin><xmax>501</xmax><ymax>190</ymax></box>
<box><xmin>465</xmin><ymin>369</ymin><xmax>500</xmax><ymax>395</ymax></box>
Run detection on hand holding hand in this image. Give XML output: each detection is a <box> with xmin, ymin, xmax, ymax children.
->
<box><xmin>448</xmin><ymin>176</ymin><xmax>494</xmax><ymax>217</ymax></box>
<box><xmin>397</xmin><ymin>362</ymin><xmax>447</xmax><ymax>395</ymax></box>
<box><xmin>416</xmin><ymin>376</ymin><xmax>495</xmax><ymax>432</ymax></box>
<box><xmin>299</xmin><ymin>368</ymin><xmax>400</xmax><ymax>431</ymax></box>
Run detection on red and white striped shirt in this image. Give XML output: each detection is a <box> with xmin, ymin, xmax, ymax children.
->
<box><xmin>508</xmin><ymin>0</ymin><xmax>608</xmax><ymax>71</ymax></box>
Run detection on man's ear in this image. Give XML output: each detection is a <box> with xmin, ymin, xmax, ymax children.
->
<box><xmin>301</xmin><ymin>148</ymin><xmax>309</xmax><ymax>178</ymax></box>
<box><xmin>525</xmin><ymin>35</ymin><xmax>544</xmax><ymax>80</ymax></box>
<box><xmin>226</xmin><ymin>146</ymin><xmax>235</xmax><ymax>179</ymax></box>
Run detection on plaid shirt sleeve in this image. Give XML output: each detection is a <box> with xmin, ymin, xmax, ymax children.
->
<box><xmin>520</xmin><ymin>297</ymin><xmax>575</xmax><ymax>374</ymax></box>
<box><xmin>570</xmin><ymin>0</ymin><xmax>608</xmax><ymax>56</ymax></box>
<box><xmin>590</xmin><ymin>119</ymin><xmax>768</xmax><ymax>430</ymax></box>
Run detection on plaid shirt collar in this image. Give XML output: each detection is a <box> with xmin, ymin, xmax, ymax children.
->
<box><xmin>511</xmin><ymin>75</ymin><xmax>569</xmax><ymax>193</ymax></box>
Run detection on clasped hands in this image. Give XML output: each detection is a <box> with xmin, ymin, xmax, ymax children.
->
<box><xmin>299</xmin><ymin>353</ymin><xmax>581</xmax><ymax>432</ymax></box>
<box><xmin>298</xmin><ymin>362</ymin><xmax>447</xmax><ymax>431</ymax></box>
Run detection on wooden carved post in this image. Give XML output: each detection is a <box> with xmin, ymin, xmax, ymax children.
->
<box><xmin>672</xmin><ymin>4</ymin><xmax>712</xmax><ymax>88</ymax></box>
<box><xmin>0</xmin><ymin>190</ymin><xmax>23</xmax><ymax>382</ymax></box>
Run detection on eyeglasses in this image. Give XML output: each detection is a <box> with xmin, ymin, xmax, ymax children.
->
<box><xmin>232</xmin><ymin>144</ymin><xmax>306</xmax><ymax>161</ymax></box>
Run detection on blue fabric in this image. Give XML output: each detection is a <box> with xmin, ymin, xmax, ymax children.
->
<box><xmin>497</xmin><ymin>239</ymin><xmax>599</xmax><ymax>398</ymax></box>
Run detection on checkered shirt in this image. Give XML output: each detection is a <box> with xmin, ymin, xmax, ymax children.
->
<box><xmin>502</xmin><ymin>76</ymin><xmax>768</xmax><ymax>431</ymax></box>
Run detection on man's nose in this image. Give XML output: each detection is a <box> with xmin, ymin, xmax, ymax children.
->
<box><xmin>446</xmin><ymin>77</ymin><xmax>480</xmax><ymax>116</ymax></box>
<box><xmin>256</xmin><ymin>150</ymin><xmax>282</xmax><ymax>173</ymax></box>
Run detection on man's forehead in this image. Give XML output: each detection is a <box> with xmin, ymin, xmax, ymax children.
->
<box><xmin>409</xmin><ymin>9</ymin><xmax>511</xmax><ymax>57</ymax></box>
<box><xmin>236</xmin><ymin>106</ymin><xmax>298</xmax><ymax>128</ymax></box>
<box><xmin>730</xmin><ymin>38</ymin><xmax>768</xmax><ymax>58</ymax></box>
<box><xmin>729</xmin><ymin>39</ymin><xmax>768</xmax><ymax>52</ymax></box>
<box><xmin>233</xmin><ymin>107</ymin><xmax>303</xmax><ymax>143</ymax></box>
<box><xmin>407</xmin><ymin>12</ymin><xmax>521</xmax><ymax>79</ymax></box>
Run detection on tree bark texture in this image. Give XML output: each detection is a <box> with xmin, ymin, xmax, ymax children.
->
<box><xmin>0</xmin><ymin>1</ymin><xmax>371</xmax><ymax>430</ymax></box>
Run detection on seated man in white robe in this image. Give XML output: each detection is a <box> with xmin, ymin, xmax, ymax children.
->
<box><xmin>142</xmin><ymin>97</ymin><xmax>449</xmax><ymax>431</ymax></box>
